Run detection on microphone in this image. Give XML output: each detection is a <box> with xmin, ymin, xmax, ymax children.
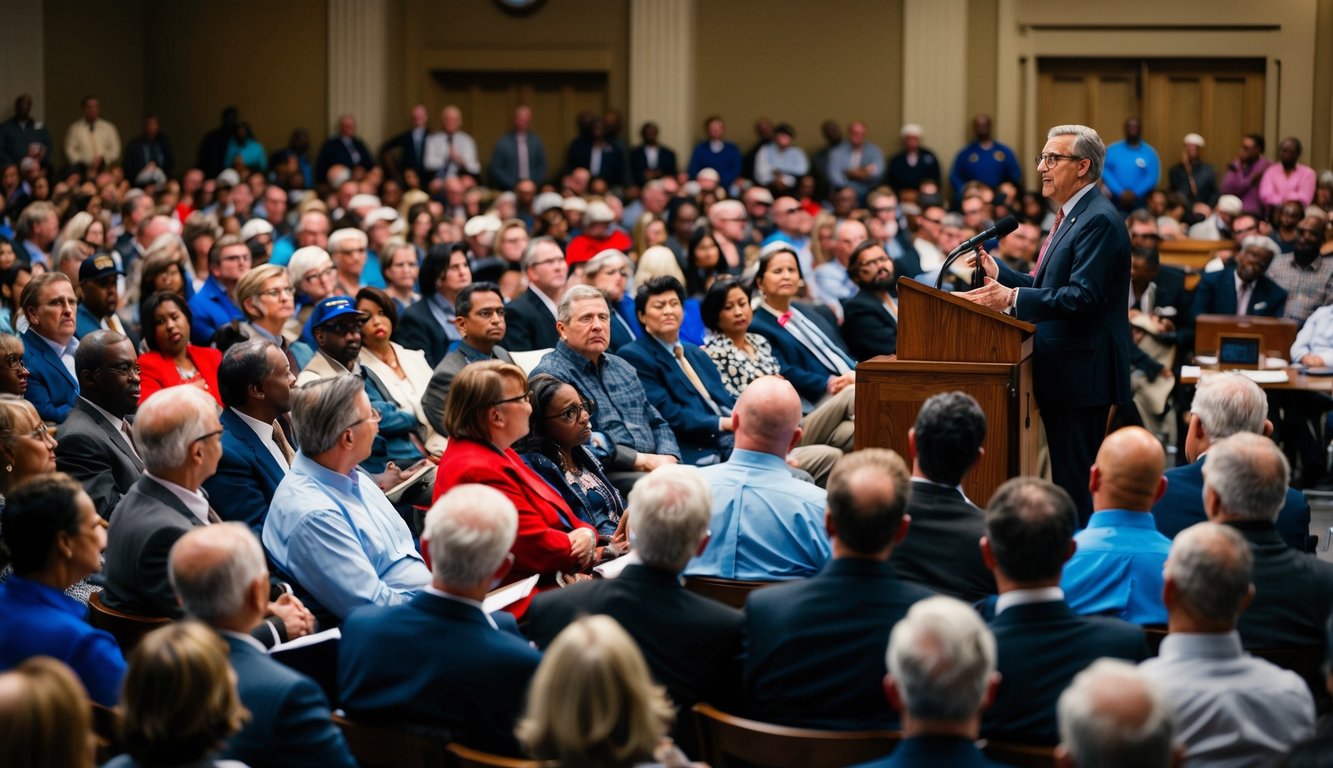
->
<box><xmin>954</xmin><ymin>215</ymin><xmax>1018</xmax><ymax>256</ymax></box>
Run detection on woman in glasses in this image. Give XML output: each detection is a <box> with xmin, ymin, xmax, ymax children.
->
<box><xmin>0</xmin><ymin>333</ymin><xmax>30</xmax><ymax>397</ymax></box>
<box><xmin>518</xmin><ymin>374</ymin><xmax>626</xmax><ymax>551</ymax></box>
<box><xmin>137</xmin><ymin>291</ymin><xmax>223</xmax><ymax>405</ymax></box>
<box><xmin>217</xmin><ymin>264</ymin><xmax>313</xmax><ymax>369</ymax></box>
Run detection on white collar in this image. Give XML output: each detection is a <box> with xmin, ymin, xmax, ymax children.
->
<box><xmin>234</xmin><ymin>409</ymin><xmax>274</xmax><ymax>441</ymax></box>
<box><xmin>995</xmin><ymin>587</ymin><xmax>1064</xmax><ymax>615</ymax></box>
<box><xmin>425</xmin><ymin>586</ymin><xmax>498</xmax><ymax>630</ymax></box>
<box><xmin>1058</xmin><ymin>182</ymin><xmax>1096</xmax><ymax>218</ymax></box>
<box><xmin>145</xmin><ymin>471</ymin><xmax>212</xmax><ymax>525</ymax></box>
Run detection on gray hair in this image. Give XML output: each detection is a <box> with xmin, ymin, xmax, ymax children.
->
<box><xmin>15</xmin><ymin>201</ymin><xmax>55</xmax><ymax>240</ymax></box>
<box><xmin>1047</xmin><ymin>125</ymin><xmax>1105</xmax><ymax>183</ymax></box>
<box><xmin>1202</xmin><ymin>432</ymin><xmax>1289</xmax><ymax>522</ymax></box>
<box><xmin>327</xmin><ymin>228</ymin><xmax>367</xmax><ymax>253</ymax></box>
<box><xmin>133</xmin><ymin>386</ymin><xmax>220</xmax><ymax>472</ymax></box>
<box><xmin>626</xmin><ymin>465</ymin><xmax>712</xmax><ymax>573</ymax></box>
<box><xmin>1166</xmin><ymin>522</ymin><xmax>1253</xmax><ymax>625</ymax></box>
<box><xmin>886</xmin><ymin>596</ymin><xmax>996</xmax><ymax>722</ymax></box>
<box><xmin>557</xmin><ymin>284</ymin><xmax>608</xmax><ymax>325</ymax></box>
<box><xmin>290</xmin><ymin>374</ymin><xmax>365</xmax><ymax>455</ymax></box>
<box><xmin>1057</xmin><ymin>659</ymin><xmax>1176</xmax><ymax>768</ymax></box>
<box><xmin>168</xmin><ymin>523</ymin><xmax>267</xmax><ymax>623</ymax></box>
<box><xmin>1190</xmin><ymin>373</ymin><xmax>1267</xmax><ymax>441</ymax></box>
<box><xmin>583</xmin><ymin>249</ymin><xmax>630</xmax><ymax>278</ymax></box>
<box><xmin>521</xmin><ymin>236</ymin><xmax>561</xmax><ymax>271</ymax></box>
<box><xmin>1239</xmin><ymin>235</ymin><xmax>1281</xmax><ymax>262</ymax></box>
<box><xmin>424</xmin><ymin>484</ymin><xmax>518</xmax><ymax>587</ymax></box>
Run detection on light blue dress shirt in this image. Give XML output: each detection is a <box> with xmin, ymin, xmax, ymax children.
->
<box><xmin>1060</xmin><ymin>509</ymin><xmax>1171</xmax><ymax>625</ymax></box>
<box><xmin>686</xmin><ymin>448</ymin><xmax>831</xmax><ymax>580</ymax></box>
<box><xmin>262</xmin><ymin>452</ymin><xmax>429</xmax><ymax>620</ymax></box>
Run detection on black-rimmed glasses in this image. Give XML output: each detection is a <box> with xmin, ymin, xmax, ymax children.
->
<box><xmin>1035</xmin><ymin>153</ymin><xmax>1081</xmax><ymax>167</ymax></box>
<box><xmin>492</xmin><ymin>392</ymin><xmax>532</xmax><ymax>407</ymax></box>
<box><xmin>546</xmin><ymin>399</ymin><xmax>595</xmax><ymax>424</ymax></box>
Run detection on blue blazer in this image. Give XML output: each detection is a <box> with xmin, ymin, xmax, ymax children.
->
<box><xmin>338</xmin><ymin>592</ymin><xmax>541</xmax><ymax>756</ymax></box>
<box><xmin>219</xmin><ymin>634</ymin><xmax>356</xmax><ymax>768</ymax></box>
<box><xmin>1191</xmin><ymin>266</ymin><xmax>1288</xmax><ymax>319</ymax></box>
<box><xmin>21</xmin><ymin>327</ymin><xmax>78</xmax><ymax>422</ymax></box>
<box><xmin>188</xmin><ymin>275</ymin><xmax>244</xmax><ymax>346</ymax></box>
<box><xmin>202</xmin><ymin>408</ymin><xmax>288</xmax><ymax>534</ymax></box>
<box><xmin>1153</xmin><ymin>456</ymin><xmax>1310</xmax><ymax>552</ymax></box>
<box><xmin>75</xmin><ymin>305</ymin><xmax>140</xmax><ymax>350</ymax></box>
<box><xmin>489</xmin><ymin>131</ymin><xmax>549</xmax><ymax>190</ymax></box>
<box><xmin>619</xmin><ymin>336</ymin><xmax>735</xmax><ymax>465</ymax></box>
<box><xmin>749</xmin><ymin>304</ymin><xmax>854</xmax><ymax>406</ymax></box>
<box><xmin>994</xmin><ymin>188</ymin><xmax>1131</xmax><ymax>409</ymax></box>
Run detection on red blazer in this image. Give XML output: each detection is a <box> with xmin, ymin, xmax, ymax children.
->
<box><xmin>137</xmin><ymin>346</ymin><xmax>224</xmax><ymax>405</ymax></box>
<box><xmin>434</xmin><ymin>437</ymin><xmax>595</xmax><ymax>616</ymax></box>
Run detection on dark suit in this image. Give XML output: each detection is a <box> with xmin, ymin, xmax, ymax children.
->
<box><xmin>501</xmin><ymin>287</ymin><xmax>561</xmax><ymax>352</ymax></box>
<box><xmin>421</xmin><ymin>343</ymin><xmax>514</xmax><ymax>436</ymax></box>
<box><xmin>21</xmin><ymin>328</ymin><xmax>79</xmax><ymax>422</ymax></box>
<box><xmin>338</xmin><ymin>592</ymin><xmax>541</xmax><ymax>756</ymax></box>
<box><xmin>983</xmin><ymin>599</ymin><xmax>1147</xmax><ymax>745</ymax></box>
<box><xmin>840</xmin><ymin>289</ymin><xmax>899</xmax><ymax>362</ymax></box>
<box><xmin>379</xmin><ymin>127</ymin><xmax>428</xmax><ymax>179</ymax></box>
<box><xmin>489</xmin><ymin>131</ymin><xmax>549</xmax><ymax>190</ymax></box>
<box><xmin>629</xmin><ymin>143</ymin><xmax>679</xmax><ymax>188</ymax></box>
<box><xmin>1230</xmin><ymin>521</ymin><xmax>1333</xmax><ymax>650</ymax></box>
<box><xmin>889</xmin><ymin>481</ymin><xmax>995</xmax><ymax>602</ymax></box>
<box><xmin>188</xmin><ymin>275</ymin><xmax>244</xmax><ymax>346</ymax></box>
<box><xmin>103</xmin><ymin>475</ymin><xmax>210</xmax><ymax>617</ymax></box>
<box><xmin>618</xmin><ymin>336</ymin><xmax>735</xmax><ymax>465</ymax></box>
<box><xmin>994</xmin><ymin>187</ymin><xmax>1131</xmax><ymax>522</ymax></box>
<box><xmin>74</xmin><ymin>305</ymin><xmax>140</xmax><ymax>350</ymax></box>
<box><xmin>315</xmin><ymin>134</ymin><xmax>375</xmax><ymax>183</ymax></box>
<box><xmin>1152</xmin><ymin>456</ymin><xmax>1310</xmax><ymax>552</ymax></box>
<box><xmin>219</xmin><ymin>634</ymin><xmax>356</xmax><ymax>768</ymax></box>
<box><xmin>742</xmin><ymin>558</ymin><xmax>934</xmax><ymax>730</ymax></box>
<box><xmin>749</xmin><ymin>303</ymin><xmax>855</xmax><ymax>407</ymax></box>
<box><xmin>852</xmin><ymin>735</ymin><xmax>1014</xmax><ymax>768</ymax></box>
<box><xmin>1190</xmin><ymin>266</ymin><xmax>1288</xmax><ymax>319</ymax></box>
<box><xmin>527</xmin><ymin>564</ymin><xmax>742</xmax><ymax>714</ymax></box>
<box><xmin>565</xmin><ymin>138</ymin><xmax>626</xmax><ymax>187</ymax></box>
<box><xmin>202</xmin><ymin>408</ymin><xmax>288</xmax><ymax>534</ymax></box>
<box><xmin>54</xmin><ymin>398</ymin><xmax>143</xmax><ymax>518</ymax></box>
<box><xmin>123</xmin><ymin>133</ymin><xmax>175</xmax><ymax>182</ymax></box>
<box><xmin>392</xmin><ymin>298</ymin><xmax>453</xmax><ymax>368</ymax></box>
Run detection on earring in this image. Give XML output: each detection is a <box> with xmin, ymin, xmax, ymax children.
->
<box><xmin>4</xmin><ymin>464</ymin><xmax>10</xmax><ymax>473</ymax></box>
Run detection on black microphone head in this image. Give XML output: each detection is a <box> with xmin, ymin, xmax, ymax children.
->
<box><xmin>993</xmin><ymin>215</ymin><xmax>1019</xmax><ymax>238</ymax></box>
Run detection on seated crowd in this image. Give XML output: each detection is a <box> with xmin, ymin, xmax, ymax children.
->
<box><xmin>2</xmin><ymin>93</ymin><xmax>1333</xmax><ymax>767</ymax></box>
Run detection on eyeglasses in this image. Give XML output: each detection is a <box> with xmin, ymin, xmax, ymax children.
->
<box><xmin>100</xmin><ymin>362</ymin><xmax>141</xmax><ymax>377</ymax></box>
<box><xmin>2</xmin><ymin>354</ymin><xmax>26</xmax><ymax>371</ymax></box>
<box><xmin>23</xmin><ymin>422</ymin><xmax>52</xmax><ymax>441</ymax></box>
<box><xmin>1035</xmin><ymin>153</ymin><xmax>1081</xmax><ymax>167</ymax></box>
<box><xmin>531</xmin><ymin>256</ymin><xmax>565</xmax><ymax>268</ymax></box>
<box><xmin>260</xmin><ymin>287</ymin><xmax>296</xmax><ymax>299</ymax></box>
<box><xmin>322</xmin><ymin>321</ymin><xmax>363</xmax><ymax>336</ymax></box>
<box><xmin>546</xmin><ymin>399</ymin><xmax>596</xmax><ymax>424</ymax></box>
<box><xmin>346</xmin><ymin>410</ymin><xmax>382</xmax><ymax>431</ymax></box>
<box><xmin>302</xmin><ymin>266</ymin><xmax>337</xmax><ymax>283</ymax></box>
<box><xmin>491</xmin><ymin>391</ymin><xmax>532</xmax><ymax>407</ymax></box>
<box><xmin>778</xmin><ymin>208</ymin><xmax>802</xmax><ymax>216</ymax></box>
<box><xmin>871</xmin><ymin>207</ymin><xmax>897</xmax><ymax>215</ymax></box>
<box><xmin>857</xmin><ymin>255</ymin><xmax>891</xmax><ymax>270</ymax></box>
<box><xmin>190</xmin><ymin>428</ymin><xmax>223</xmax><ymax>445</ymax></box>
<box><xmin>219</xmin><ymin>253</ymin><xmax>251</xmax><ymax>263</ymax></box>
<box><xmin>922</xmin><ymin>217</ymin><xmax>945</xmax><ymax>226</ymax></box>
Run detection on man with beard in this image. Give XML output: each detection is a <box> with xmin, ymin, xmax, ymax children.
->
<box><xmin>1266</xmin><ymin>215</ymin><xmax>1333</xmax><ymax>325</ymax></box>
<box><xmin>295</xmin><ymin>296</ymin><xmax>366</xmax><ymax>386</ymax></box>
<box><xmin>840</xmin><ymin>240</ymin><xmax>899</xmax><ymax>361</ymax></box>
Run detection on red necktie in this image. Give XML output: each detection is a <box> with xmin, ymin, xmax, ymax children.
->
<box><xmin>1031</xmin><ymin>209</ymin><xmax>1065</xmax><ymax>277</ymax></box>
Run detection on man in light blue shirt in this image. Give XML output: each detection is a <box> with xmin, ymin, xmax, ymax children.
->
<box><xmin>263</xmin><ymin>374</ymin><xmax>429</xmax><ymax>625</ymax></box>
<box><xmin>1103</xmin><ymin>118</ymin><xmax>1160</xmax><ymax>211</ymax></box>
<box><xmin>1061</xmin><ymin>427</ymin><xmax>1172</xmax><ymax>625</ymax></box>
<box><xmin>687</xmin><ymin>375</ymin><xmax>830</xmax><ymax>580</ymax></box>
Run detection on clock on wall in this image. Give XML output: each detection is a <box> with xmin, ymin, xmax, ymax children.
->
<box><xmin>494</xmin><ymin>0</ymin><xmax>547</xmax><ymax>16</ymax></box>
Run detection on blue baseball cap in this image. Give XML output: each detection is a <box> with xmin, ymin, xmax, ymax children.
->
<box><xmin>309</xmin><ymin>295</ymin><xmax>366</xmax><ymax>328</ymax></box>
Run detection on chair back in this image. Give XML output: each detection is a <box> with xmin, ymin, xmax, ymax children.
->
<box><xmin>446</xmin><ymin>743</ymin><xmax>546</xmax><ymax>768</ymax></box>
<box><xmin>332</xmin><ymin>713</ymin><xmax>449</xmax><ymax>768</ymax></box>
<box><xmin>86</xmin><ymin>591</ymin><xmax>172</xmax><ymax>653</ymax></box>
<box><xmin>980</xmin><ymin>739</ymin><xmax>1059</xmax><ymax>768</ymax></box>
<box><xmin>683</xmin><ymin>576</ymin><xmax>777</xmax><ymax>609</ymax></box>
<box><xmin>692</xmin><ymin>702</ymin><xmax>900</xmax><ymax>768</ymax></box>
<box><xmin>1142</xmin><ymin>626</ymin><xmax>1169</xmax><ymax>656</ymax></box>
<box><xmin>91</xmin><ymin>701</ymin><xmax>124</xmax><ymax>764</ymax></box>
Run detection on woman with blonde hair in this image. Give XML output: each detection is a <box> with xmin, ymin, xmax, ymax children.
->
<box><xmin>517</xmin><ymin>615</ymin><xmax>698</xmax><ymax>768</ymax></box>
<box><xmin>106</xmin><ymin>621</ymin><xmax>248</xmax><ymax>768</ymax></box>
<box><xmin>809</xmin><ymin>211</ymin><xmax>837</xmax><ymax>267</ymax></box>
<box><xmin>631</xmin><ymin>213</ymin><xmax>668</xmax><ymax>262</ymax></box>
<box><xmin>0</xmin><ymin>657</ymin><xmax>96</xmax><ymax>768</ymax></box>
<box><xmin>633</xmin><ymin>246</ymin><xmax>705</xmax><ymax>345</ymax></box>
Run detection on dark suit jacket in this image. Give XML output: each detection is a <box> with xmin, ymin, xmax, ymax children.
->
<box><xmin>188</xmin><ymin>275</ymin><xmax>244</xmax><ymax>346</ymax></box>
<box><xmin>54</xmin><ymin>398</ymin><xmax>143</xmax><ymax>518</ymax></box>
<box><xmin>629</xmin><ymin>144</ymin><xmax>679</xmax><ymax>187</ymax></box>
<box><xmin>983</xmin><ymin>599</ymin><xmax>1147</xmax><ymax>744</ymax></box>
<box><xmin>1190</xmin><ymin>266</ymin><xmax>1288</xmax><ymax>319</ymax></box>
<box><xmin>840</xmin><ymin>289</ymin><xmax>899</xmax><ymax>362</ymax></box>
<box><xmin>854</xmin><ymin>735</ymin><xmax>1014</xmax><ymax>768</ymax></box>
<box><xmin>618</xmin><ymin>336</ymin><xmax>735</xmax><ymax>465</ymax></box>
<box><xmin>527</xmin><ymin>564</ymin><xmax>743</xmax><ymax>713</ymax></box>
<box><xmin>1231</xmin><ymin>521</ymin><xmax>1333</xmax><ymax>650</ymax></box>
<box><xmin>501</xmin><ymin>287</ymin><xmax>561</xmax><ymax>352</ymax></box>
<box><xmin>742</xmin><ymin>557</ymin><xmax>934</xmax><ymax>730</ymax></box>
<box><xmin>749</xmin><ymin>303</ymin><xmax>855</xmax><ymax>406</ymax></box>
<box><xmin>421</xmin><ymin>343</ymin><xmax>513</xmax><ymax>436</ymax></box>
<box><xmin>315</xmin><ymin>135</ymin><xmax>375</xmax><ymax>183</ymax></box>
<box><xmin>338</xmin><ymin>592</ymin><xmax>541</xmax><ymax>756</ymax></box>
<box><xmin>123</xmin><ymin>133</ymin><xmax>175</xmax><ymax>181</ymax></box>
<box><xmin>202</xmin><ymin>408</ymin><xmax>288</xmax><ymax>534</ymax></box>
<box><xmin>220</xmin><ymin>634</ymin><xmax>356</xmax><ymax>768</ymax></box>
<box><xmin>565</xmin><ymin>138</ymin><xmax>626</xmax><ymax>187</ymax></box>
<box><xmin>22</xmin><ymin>328</ymin><xmax>79</xmax><ymax>422</ymax></box>
<box><xmin>392</xmin><ymin>298</ymin><xmax>453</xmax><ymax>368</ymax></box>
<box><xmin>379</xmin><ymin>128</ymin><xmax>428</xmax><ymax>178</ymax></box>
<box><xmin>74</xmin><ymin>305</ymin><xmax>140</xmax><ymax>350</ymax></box>
<box><xmin>889</xmin><ymin>481</ymin><xmax>995</xmax><ymax>602</ymax></box>
<box><xmin>994</xmin><ymin>187</ymin><xmax>1131</xmax><ymax>410</ymax></box>
<box><xmin>489</xmin><ymin>131</ymin><xmax>549</xmax><ymax>190</ymax></box>
<box><xmin>103</xmin><ymin>475</ymin><xmax>208</xmax><ymax>617</ymax></box>
<box><xmin>1152</xmin><ymin>456</ymin><xmax>1310</xmax><ymax>552</ymax></box>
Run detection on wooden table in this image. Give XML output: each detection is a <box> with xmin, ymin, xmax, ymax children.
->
<box><xmin>1180</xmin><ymin>366</ymin><xmax>1333</xmax><ymax>393</ymax></box>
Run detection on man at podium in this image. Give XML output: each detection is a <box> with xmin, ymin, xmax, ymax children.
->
<box><xmin>960</xmin><ymin>124</ymin><xmax>1131</xmax><ymax>523</ymax></box>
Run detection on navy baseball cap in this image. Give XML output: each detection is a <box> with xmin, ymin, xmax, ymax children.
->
<box><xmin>309</xmin><ymin>295</ymin><xmax>366</xmax><ymax>328</ymax></box>
<box><xmin>79</xmin><ymin>252</ymin><xmax>122</xmax><ymax>282</ymax></box>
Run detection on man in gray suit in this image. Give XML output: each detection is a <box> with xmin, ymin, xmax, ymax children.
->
<box><xmin>422</xmin><ymin>282</ymin><xmax>512</xmax><ymax>435</ymax></box>
<box><xmin>489</xmin><ymin>106</ymin><xmax>548</xmax><ymax>190</ymax></box>
<box><xmin>54</xmin><ymin>330</ymin><xmax>143</xmax><ymax>517</ymax></box>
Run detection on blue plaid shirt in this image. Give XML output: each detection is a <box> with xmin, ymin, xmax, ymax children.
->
<box><xmin>531</xmin><ymin>342</ymin><xmax>680</xmax><ymax>459</ymax></box>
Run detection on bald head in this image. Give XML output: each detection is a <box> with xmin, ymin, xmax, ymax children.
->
<box><xmin>733</xmin><ymin>376</ymin><xmax>803</xmax><ymax>455</ymax></box>
<box><xmin>1057</xmin><ymin>659</ymin><xmax>1176</xmax><ymax>768</ymax></box>
<box><xmin>1202</xmin><ymin>432</ymin><xmax>1289</xmax><ymax>522</ymax></box>
<box><xmin>835</xmin><ymin>219</ymin><xmax>869</xmax><ymax>265</ymax></box>
<box><xmin>1165</xmin><ymin>522</ymin><xmax>1253</xmax><ymax>628</ymax></box>
<box><xmin>169</xmin><ymin>522</ymin><xmax>267</xmax><ymax>627</ymax></box>
<box><xmin>1091</xmin><ymin>427</ymin><xmax>1166</xmax><ymax>513</ymax></box>
<box><xmin>138</xmin><ymin>215</ymin><xmax>172</xmax><ymax>248</ymax></box>
<box><xmin>133</xmin><ymin>386</ymin><xmax>222</xmax><ymax>475</ymax></box>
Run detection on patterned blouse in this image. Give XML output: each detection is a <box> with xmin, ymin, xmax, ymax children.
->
<box><xmin>703</xmin><ymin>332</ymin><xmax>783</xmax><ymax>399</ymax></box>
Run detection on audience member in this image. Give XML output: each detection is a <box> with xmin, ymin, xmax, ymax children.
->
<box><xmin>503</xmin><ymin>237</ymin><xmax>567</xmax><ymax>352</ymax></box>
<box><xmin>489</xmin><ymin>106</ymin><xmax>549</xmax><ymax>190</ymax></box>
<box><xmin>315</xmin><ymin>114</ymin><xmax>375</xmax><ymax>183</ymax></box>
<box><xmin>950</xmin><ymin>114</ymin><xmax>1021</xmax><ymax>204</ymax></box>
<box><xmin>828</xmin><ymin>120</ymin><xmax>885</xmax><ymax>203</ymax></box>
<box><xmin>1056</xmin><ymin>659</ymin><xmax>1179</xmax><ymax>768</ymax></box>
<box><xmin>393</xmin><ymin>243</ymin><xmax>469</xmax><ymax>367</ymax></box>
<box><xmin>1103</xmin><ymin>118</ymin><xmax>1161</xmax><ymax>211</ymax></box>
<box><xmin>0</xmin><ymin>333</ymin><xmax>29</xmax><ymax>396</ymax></box>
<box><xmin>885</xmin><ymin>123</ymin><xmax>941</xmax><ymax>193</ymax></box>
<box><xmin>0</xmin><ymin>657</ymin><xmax>95</xmax><ymax>768</ymax></box>
<box><xmin>1267</xmin><ymin>215</ymin><xmax>1333</xmax><ymax>325</ymax></box>
<box><xmin>1221</xmin><ymin>133</ymin><xmax>1271</xmax><ymax>217</ymax></box>
<box><xmin>63</xmin><ymin>95</ymin><xmax>120</xmax><ymax>170</ymax></box>
<box><xmin>1142</xmin><ymin>521</ymin><xmax>1314</xmax><ymax>765</ymax></box>
<box><xmin>688</xmin><ymin>116</ymin><xmax>742</xmax><ymax>188</ymax></box>
<box><xmin>583</xmin><ymin>249</ymin><xmax>638</xmax><ymax>350</ymax></box>
<box><xmin>74</xmin><ymin>253</ymin><xmax>136</xmax><ymax>346</ymax></box>
<box><xmin>1193</xmin><ymin>235</ymin><xmax>1287</xmax><ymax>317</ymax></box>
<box><xmin>812</xmin><ymin>218</ymin><xmax>866</xmax><ymax>306</ymax></box>
<box><xmin>1260</xmin><ymin>137</ymin><xmax>1316</xmax><ymax>210</ymax></box>
<box><xmin>889</xmin><ymin>392</ymin><xmax>995</xmax><ymax>602</ymax></box>
<box><xmin>20</xmin><ymin>271</ymin><xmax>80</xmax><ymax>421</ymax></box>
<box><xmin>422</xmin><ymin>282</ymin><xmax>513</xmax><ymax>435</ymax></box>
<box><xmin>295</xmin><ymin>295</ymin><xmax>364</xmax><ymax>386</ymax></box>
<box><xmin>138</xmin><ymin>291</ymin><xmax>223</xmax><ymax>405</ymax></box>
<box><xmin>188</xmin><ymin>235</ymin><xmax>250</xmax><ymax>345</ymax></box>
<box><xmin>566</xmin><ymin>201</ymin><xmax>632</xmax><ymax>266</ymax></box>
<box><xmin>54</xmin><ymin>330</ymin><xmax>143</xmax><ymax>514</ymax></box>
<box><xmin>356</xmin><ymin>286</ymin><xmax>440</xmax><ymax>465</ymax></box>
<box><xmin>229</xmin><ymin>263</ymin><xmax>308</xmax><ymax>370</ymax></box>
<box><xmin>981</xmin><ymin>477</ymin><xmax>1147</xmax><ymax>745</ymax></box>
<box><xmin>841</xmin><ymin>240</ymin><xmax>900</xmax><ymax>361</ymax></box>
<box><xmin>629</xmin><ymin>121</ymin><xmax>678</xmax><ymax>187</ymax></box>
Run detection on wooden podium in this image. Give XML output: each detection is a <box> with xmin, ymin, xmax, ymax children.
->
<box><xmin>854</xmin><ymin>278</ymin><xmax>1040</xmax><ymax>506</ymax></box>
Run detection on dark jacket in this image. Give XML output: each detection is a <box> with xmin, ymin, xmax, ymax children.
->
<box><xmin>1153</xmin><ymin>456</ymin><xmax>1311</xmax><ymax>552</ymax></box>
<box><xmin>889</xmin><ymin>481</ymin><xmax>995</xmax><ymax>602</ymax></box>
<box><xmin>54</xmin><ymin>398</ymin><xmax>144</xmax><ymax>517</ymax></box>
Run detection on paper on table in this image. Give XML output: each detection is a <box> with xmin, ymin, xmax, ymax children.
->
<box><xmin>593</xmin><ymin>552</ymin><xmax>640</xmax><ymax>579</ymax></box>
<box><xmin>272</xmin><ymin>627</ymin><xmax>341</xmax><ymax>652</ymax></box>
<box><xmin>1240</xmin><ymin>370</ymin><xmax>1289</xmax><ymax>384</ymax></box>
<box><xmin>483</xmin><ymin>574</ymin><xmax>540</xmax><ymax>613</ymax></box>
